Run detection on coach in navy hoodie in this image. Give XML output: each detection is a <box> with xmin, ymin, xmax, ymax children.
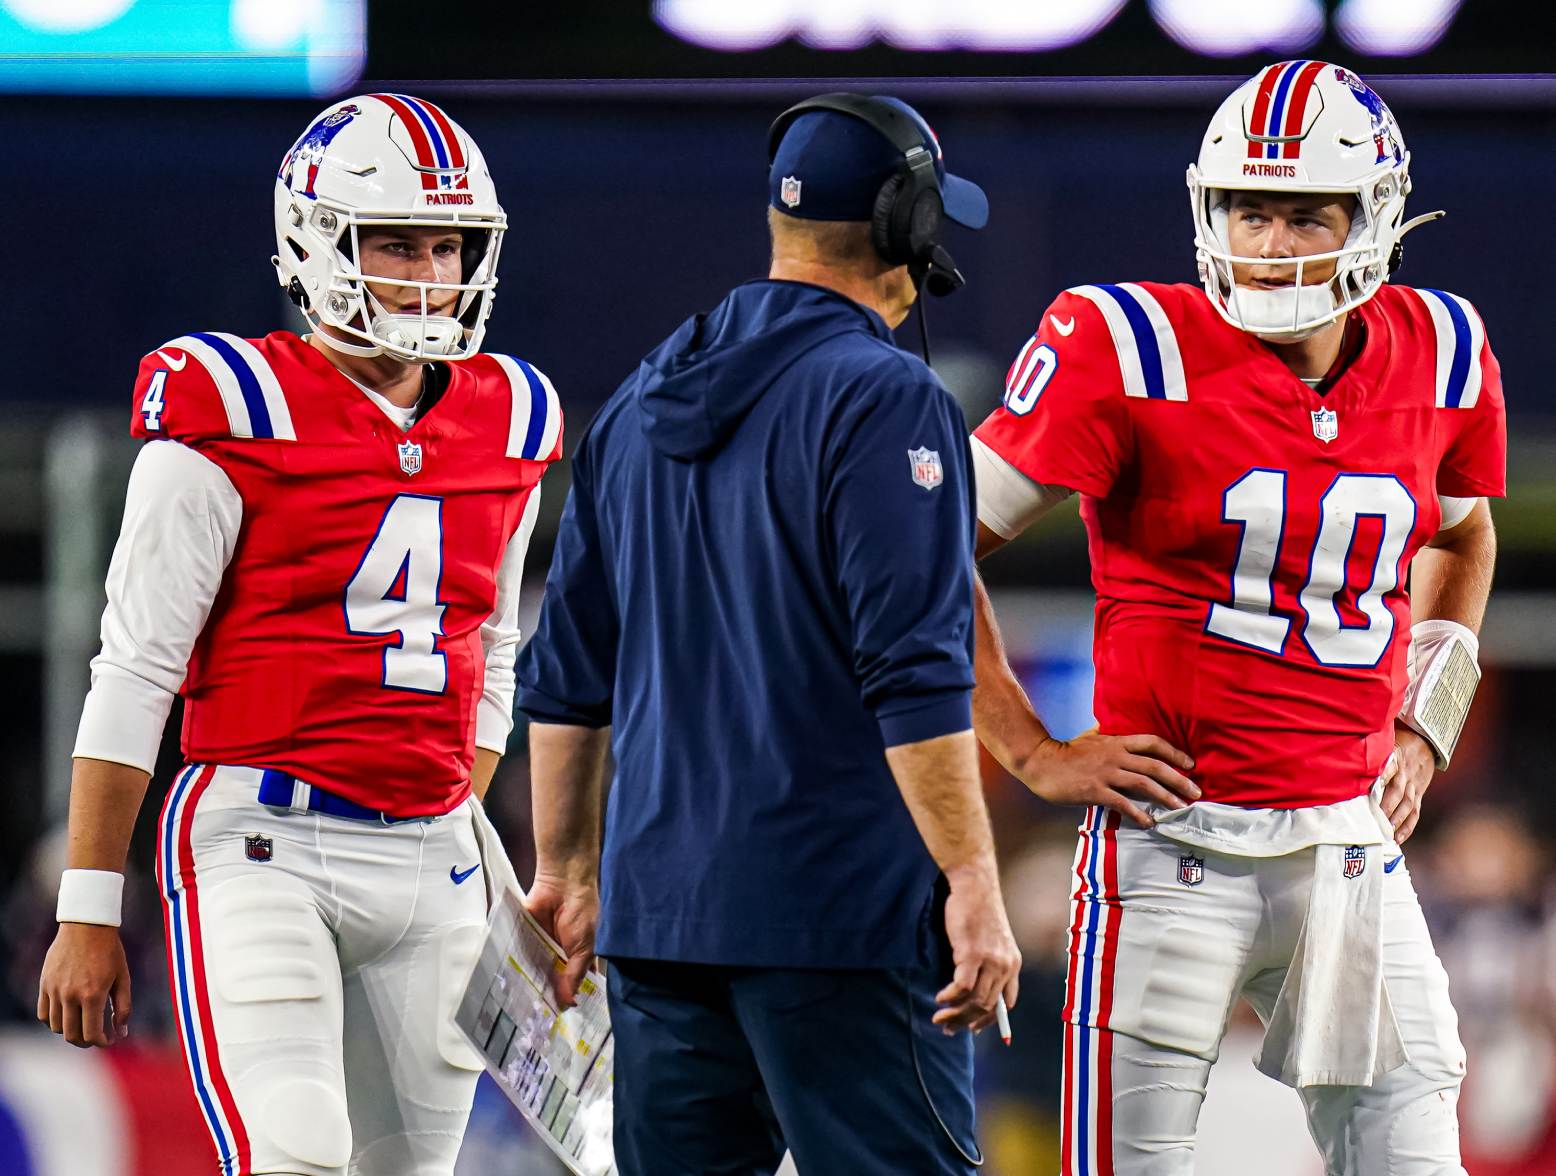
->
<box><xmin>516</xmin><ymin>96</ymin><xmax>1019</xmax><ymax>1175</ymax></box>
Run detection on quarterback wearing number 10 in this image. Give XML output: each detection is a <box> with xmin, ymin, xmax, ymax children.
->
<box><xmin>38</xmin><ymin>96</ymin><xmax>560</xmax><ymax>1175</ymax></box>
<box><xmin>973</xmin><ymin>64</ymin><xmax>1503</xmax><ymax>1172</ymax></box>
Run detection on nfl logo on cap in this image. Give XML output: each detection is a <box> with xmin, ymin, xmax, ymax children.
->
<box><xmin>1311</xmin><ymin>407</ymin><xmax>1338</xmax><ymax>443</ymax></box>
<box><xmin>1343</xmin><ymin>845</ymin><xmax>1366</xmax><ymax>878</ymax></box>
<box><xmin>398</xmin><ymin>440</ymin><xmax>423</xmax><ymax>476</ymax></box>
<box><xmin>780</xmin><ymin>175</ymin><xmax>802</xmax><ymax>208</ymax></box>
<box><xmin>1178</xmin><ymin>855</ymin><xmax>1204</xmax><ymax>886</ymax></box>
<box><xmin>908</xmin><ymin>447</ymin><xmax>943</xmax><ymax>491</ymax></box>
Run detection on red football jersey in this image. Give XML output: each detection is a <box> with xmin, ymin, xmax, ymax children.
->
<box><xmin>130</xmin><ymin>331</ymin><xmax>562</xmax><ymax>816</ymax></box>
<box><xmin>976</xmin><ymin>282</ymin><xmax>1506</xmax><ymax>809</ymax></box>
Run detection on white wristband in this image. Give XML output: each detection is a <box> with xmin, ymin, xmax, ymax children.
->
<box><xmin>57</xmin><ymin>869</ymin><xmax>124</xmax><ymax>928</ymax></box>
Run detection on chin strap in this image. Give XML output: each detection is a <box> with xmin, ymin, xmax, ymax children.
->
<box><xmin>309</xmin><ymin>320</ymin><xmax>387</xmax><ymax>359</ymax></box>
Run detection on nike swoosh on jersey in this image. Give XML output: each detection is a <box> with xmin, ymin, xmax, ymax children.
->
<box><xmin>157</xmin><ymin>349</ymin><xmax>188</xmax><ymax>371</ymax></box>
<box><xmin>1049</xmin><ymin>315</ymin><xmax>1076</xmax><ymax>336</ymax></box>
<box><xmin>1384</xmin><ymin>855</ymin><xmax>1404</xmax><ymax>874</ymax></box>
<box><xmin>450</xmin><ymin>863</ymin><xmax>481</xmax><ymax>885</ymax></box>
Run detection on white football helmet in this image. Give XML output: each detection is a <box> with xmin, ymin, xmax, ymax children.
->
<box><xmin>1187</xmin><ymin>61</ymin><xmax>1441</xmax><ymax>341</ymax></box>
<box><xmin>273</xmin><ymin>94</ymin><xmax>506</xmax><ymax>362</ymax></box>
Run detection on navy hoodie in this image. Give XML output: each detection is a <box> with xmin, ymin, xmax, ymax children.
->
<box><xmin>516</xmin><ymin>280</ymin><xmax>975</xmax><ymax>969</ymax></box>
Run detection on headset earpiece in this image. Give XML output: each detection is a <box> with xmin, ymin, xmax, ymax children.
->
<box><xmin>871</xmin><ymin>173</ymin><xmax>908</xmax><ymax>265</ymax></box>
<box><xmin>906</xmin><ymin>185</ymin><xmax>944</xmax><ymax>258</ymax></box>
<box><xmin>871</xmin><ymin>149</ymin><xmax>946</xmax><ymax>272</ymax></box>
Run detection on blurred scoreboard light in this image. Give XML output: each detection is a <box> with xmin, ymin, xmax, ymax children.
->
<box><xmin>654</xmin><ymin>0</ymin><xmax>1131</xmax><ymax>51</ymax></box>
<box><xmin>1334</xmin><ymin>0</ymin><xmax>1463</xmax><ymax>54</ymax></box>
<box><xmin>1151</xmin><ymin>0</ymin><xmax>1325</xmax><ymax>57</ymax></box>
<box><xmin>655</xmin><ymin>0</ymin><xmax>1464</xmax><ymax>56</ymax></box>
<box><xmin>0</xmin><ymin>0</ymin><xmax>364</xmax><ymax>95</ymax></box>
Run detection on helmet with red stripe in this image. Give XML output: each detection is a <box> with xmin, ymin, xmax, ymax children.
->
<box><xmin>1187</xmin><ymin>62</ymin><xmax>1440</xmax><ymax>341</ymax></box>
<box><xmin>273</xmin><ymin>94</ymin><xmax>506</xmax><ymax>362</ymax></box>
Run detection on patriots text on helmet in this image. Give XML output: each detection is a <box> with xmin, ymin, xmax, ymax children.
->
<box><xmin>1243</xmin><ymin>163</ymin><xmax>1298</xmax><ymax>178</ymax></box>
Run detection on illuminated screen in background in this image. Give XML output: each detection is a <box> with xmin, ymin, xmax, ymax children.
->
<box><xmin>0</xmin><ymin>0</ymin><xmax>364</xmax><ymax>95</ymax></box>
<box><xmin>654</xmin><ymin>0</ymin><xmax>1462</xmax><ymax>56</ymax></box>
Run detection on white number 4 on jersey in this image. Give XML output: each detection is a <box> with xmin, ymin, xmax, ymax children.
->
<box><xmin>345</xmin><ymin>494</ymin><xmax>448</xmax><ymax>693</ymax></box>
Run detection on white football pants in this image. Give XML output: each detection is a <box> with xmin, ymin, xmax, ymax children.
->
<box><xmin>1062</xmin><ymin>807</ymin><xmax>1467</xmax><ymax>1175</ymax></box>
<box><xmin>155</xmin><ymin>765</ymin><xmax>490</xmax><ymax>1176</ymax></box>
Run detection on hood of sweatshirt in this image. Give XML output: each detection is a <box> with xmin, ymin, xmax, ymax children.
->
<box><xmin>636</xmin><ymin>280</ymin><xmax>893</xmax><ymax>459</ymax></box>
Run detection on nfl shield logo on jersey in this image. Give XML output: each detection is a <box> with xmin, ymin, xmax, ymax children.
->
<box><xmin>398</xmin><ymin>439</ymin><xmax>423</xmax><ymax>476</ymax></box>
<box><xmin>908</xmin><ymin>447</ymin><xmax>943</xmax><ymax>491</ymax></box>
<box><xmin>245</xmin><ymin>834</ymin><xmax>274</xmax><ymax>863</ymax></box>
<box><xmin>1311</xmin><ymin>407</ymin><xmax>1338</xmax><ymax>444</ymax></box>
<box><xmin>1178</xmin><ymin>855</ymin><xmax>1204</xmax><ymax>886</ymax></box>
<box><xmin>780</xmin><ymin>175</ymin><xmax>802</xmax><ymax>208</ymax></box>
<box><xmin>1343</xmin><ymin>845</ymin><xmax>1366</xmax><ymax>878</ymax></box>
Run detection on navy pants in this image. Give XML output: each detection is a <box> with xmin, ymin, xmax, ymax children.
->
<box><xmin>607</xmin><ymin>951</ymin><xmax>980</xmax><ymax>1176</ymax></box>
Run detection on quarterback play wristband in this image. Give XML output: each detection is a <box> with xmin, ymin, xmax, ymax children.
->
<box><xmin>1399</xmin><ymin>620</ymin><xmax>1481</xmax><ymax>771</ymax></box>
<box><xmin>56</xmin><ymin>869</ymin><xmax>124</xmax><ymax>928</ymax></box>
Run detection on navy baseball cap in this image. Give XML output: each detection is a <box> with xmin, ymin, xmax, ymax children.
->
<box><xmin>768</xmin><ymin>96</ymin><xmax>988</xmax><ymax>230</ymax></box>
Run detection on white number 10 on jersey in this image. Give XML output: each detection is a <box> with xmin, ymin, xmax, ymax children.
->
<box><xmin>345</xmin><ymin>494</ymin><xmax>448</xmax><ymax>693</ymax></box>
<box><xmin>1207</xmin><ymin>470</ymin><xmax>1416</xmax><ymax>667</ymax></box>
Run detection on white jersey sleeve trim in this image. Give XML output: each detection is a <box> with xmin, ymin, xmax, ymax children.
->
<box><xmin>1436</xmin><ymin>494</ymin><xmax>1478</xmax><ymax>531</ymax></box>
<box><xmin>1412</xmin><ymin>289</ymin><xmax>1486</xmax><ymax>410</ymax></box>
<box><xmin>494</xmin><ymin>355</ymin><xmax>563</xmax><ymax>461</ymax></box>
<box><xmin>73</xmin><ymin>441</ymin><xmax>243</xmax><ymax>773</ymax></box>
<box><xmin>971</xmin><ymin>436</ymin><xmax>1074</xmax><ymax>540</ymax></box>
<box><xmin>162</xmin><ymin>332</ymin><xmax>296</xmax><ymax>440</ymax></box>
<box><xmin>476</xmin><ymin>486</ymin><xmax>542</xmax><ymax>753</ymax></box>
<box><xmin>1068</xmin><ymin>284</ymin><xmax>1188</xmax><ymax>402</ymax></box>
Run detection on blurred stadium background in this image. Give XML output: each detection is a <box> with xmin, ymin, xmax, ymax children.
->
<box><xmin>2</xmin><ymin>1</ymin><xmax>1553</xmax><ymax>1172</ymax></box>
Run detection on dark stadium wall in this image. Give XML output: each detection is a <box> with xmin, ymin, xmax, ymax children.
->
<box><xmin>13</xmin><ymin>90</ymin><xmax>1553</xmax><ymax>422</ymax></box>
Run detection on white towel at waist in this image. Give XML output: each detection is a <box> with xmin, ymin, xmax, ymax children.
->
<box><xmin>1143</xmin><ymin>784</ymin><xmax>1407</xmax><ymax>1088</ymax></box>
<box><xmin>467</xmin><ymin>793</ymin><xmax>524</xmax><ymax>910</ymax></box>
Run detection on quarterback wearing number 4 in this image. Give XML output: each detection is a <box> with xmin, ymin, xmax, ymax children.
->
<box><xmin>974</xmin><ymin>64</ymin><xmax>1502</xmax><ymax>1173</ymax></box>
<box><xmin>37</xmin><ymin>96</ymin><xmax>559</xmax><ymax>1175</ymax></box>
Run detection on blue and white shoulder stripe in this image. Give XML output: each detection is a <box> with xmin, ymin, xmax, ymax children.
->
<box><xmin>1413</xmin><ymin>289</ymin><xmax>1486</xmax><ymax>410</ymax></box>
<box><xmin>492</xmin><ymin>354</ymin><xmax>563</xmax><ymax>461</ymax></box>
<box><xmin>1067</xmin><ymin>284</ymin><xmax>1188</xmax><ymax>402</ymax></box>
<box><xmin>162</xmin><ymin>332</ymin><xmax>296</xmax><ymax>440</ymax></box>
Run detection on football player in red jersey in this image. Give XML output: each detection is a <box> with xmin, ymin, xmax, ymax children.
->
<box><xmin>973</xmin><ymin>64</ymin><xmax>1501</xmax><ymax>1173</ymax></box>
<box><xmin>37</xmin><ymin>95</ymin><xmax>561</xmax><ymax>1176</ymax></box>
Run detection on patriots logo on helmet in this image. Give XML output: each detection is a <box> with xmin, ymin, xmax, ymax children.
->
<box><xmin>1335</xmin><ymin>68</ymin><xmax>1403</xmax><ymax>165</ymax></box>
<box><xmin>278</xmin><ymin>103</ymin><xmax>363</xmax><ymax>199</ymax></box>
